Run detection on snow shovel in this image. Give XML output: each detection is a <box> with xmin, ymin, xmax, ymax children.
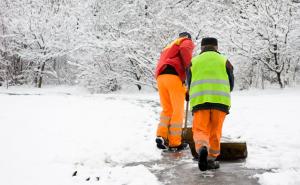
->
<box><xmin>182</xmin><ymin>101</ymin><xmax>248</xmax><ymax>161</ymax></box>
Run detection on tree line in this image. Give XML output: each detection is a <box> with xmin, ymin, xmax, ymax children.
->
<box><xmin>1</xmin><ymin>0</ymin><xmax>299</xmax><ymax>92</ymax></box>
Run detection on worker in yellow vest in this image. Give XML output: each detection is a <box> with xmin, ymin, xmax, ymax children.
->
<box><xmin>187</xmin><ymin>37</ymin><xmax>234</xmax><ymax>171</ymax></box>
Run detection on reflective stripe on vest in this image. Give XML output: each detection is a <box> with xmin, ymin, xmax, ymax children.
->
<box><xmin>190</xmin><ymin>90</ymin><xmax>230</xmax><ymax>99</ymax></box>
<box><xmin>191</xmin><ymin>79</ymin><xmax>229</xmax><ymax>87</ymax></box>
<box><xmin>190</xmin><ymin>51</ymin><xmax>231</xmax><ymax>109</ymax></box>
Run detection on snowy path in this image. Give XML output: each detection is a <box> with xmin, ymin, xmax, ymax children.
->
<box><xmin>127</xmin><ymin>150</ymin><xmax>261</xmax><ymax>185</ymax></box>
<box><xmin>1</xmin><ymin>87</ymin><xmax>300</xmax><ymax>185</ymax></box>
<box><xmin>131</xmin><ymin>99</ymin><xmax>261</xmax><ymax>185</ymax></box>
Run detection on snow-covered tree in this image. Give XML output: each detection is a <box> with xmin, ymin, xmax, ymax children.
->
<box><xmin>1</xmin><ymin>0</ymin><xmax>300</xmax><ymax>91</ymax></box>
<box><xmin>222</xmin><ymin>0</ymin><xmax>300</xmax><ymax>88</ymax></box>
<box><xmin>0</xmin><ymin>0</ymin><xmax>84</xmax><ymax>87</ymax></box>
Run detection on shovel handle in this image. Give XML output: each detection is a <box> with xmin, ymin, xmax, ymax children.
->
<box><xmin>184</xmin><ymin>100</ymin><xmax>189</xmax><ymax>130</ymax></box>
<box><xmin>182</xmin><ymin>100</ymin><xmax>189</xmax><ymax>141</ymax></box>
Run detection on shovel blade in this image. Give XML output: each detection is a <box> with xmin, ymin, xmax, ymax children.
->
<box><xmin>182</xmin><ymin>127</ymin><xmax>247</xmax><ymax>161</ymax></box>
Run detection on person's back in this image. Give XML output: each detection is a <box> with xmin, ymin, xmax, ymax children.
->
<box><xmin>155</xmin><ymin>34</ymin><xmax>194</xmax><ymax>82</ymax></box>
<box><xmin>154</xmin><ymin>32</ymin><xmax>195</xmax><ymax>151</ymax></box>
<box><xmin>188</xmin><ymin>37</ymin><xmax>234</xmax><ymax>171</ymax></box>
<box><xmin>190</xmin><ymin>51</ymin><xmax>231</xmax><ymax>109</ymax></box>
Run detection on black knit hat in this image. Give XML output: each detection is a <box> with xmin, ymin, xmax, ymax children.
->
<box><xmin>179</xmin><ymin>32</ymin><xmax>191</xmax><ymax>39</ymax></box>
<box><xmin>201</xmin><ymin>37</ymin><xmax>218</xmax><ymax>46</ymax></box>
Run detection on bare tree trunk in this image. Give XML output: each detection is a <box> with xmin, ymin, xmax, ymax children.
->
<box><xmin>273</xmin><ymin>44</ymin><xmax>284</xmax><ymax>88</ymax></box>
<box><xmin>38</xmin><ymin>62</ymin><xmax>45</xmax><ymax>88</ymax></box>
<box><xmin>261</xmin><ymin>67</ymin><xmax>265</xmax><ymax>89</ymax></box>
<box><xmin>34</xmin><ymin>63</ymin><xmax>39</xmax><ymax>87</ymax></box>
<box><xmin>276</xmin><ymin>71</ymin><xmax>284</xmax><ymax>88</ymax></box>
<box><xmin>293</xmin><ymin>66</ymin><xmax>299</xmax><ymax>84</ymax></box>
<box><xmin>134</xmin><ymin>74</ymin><xmax>142</xmax><ymax>91</ymax></box>
<box><xmin>6</xmin><ymin>61</ymin><xmax>9</xmax><ymax>89</ymax></box>
<box><xmin>129</xmin><ymin>59</ymin><xmax>142</xmax><ymax>91</ymax></box>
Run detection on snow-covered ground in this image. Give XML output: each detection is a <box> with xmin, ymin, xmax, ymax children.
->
<box><xmin>225</xmin><ymin>88</ymin><xmax>300</xmax><ymax>185</ymax></box>
<box><xmin>0</xmin><ymin>86</ymin><xmax>162</xmax><ymax>185</ymax></box>
<box><xmin>0</xmin><ymin>86</ymin><xmax>300</xmax><ymax>185</ymax></box>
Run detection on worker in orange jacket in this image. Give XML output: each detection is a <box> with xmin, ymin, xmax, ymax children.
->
<box><xmin>155</xmin><ymin>32</ymin><xmax>195</xmax><ymax>151</ymax></box>
<box><xmin>187</xmin><ymin>37</ymin><xmax>234</xmax><ymax>171</ymax></box>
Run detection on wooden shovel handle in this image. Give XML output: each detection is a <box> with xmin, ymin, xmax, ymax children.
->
<box><xmin>184</xmin><ymin>100</ymin><xmax>189</xmax><ymax>130</ymax></box>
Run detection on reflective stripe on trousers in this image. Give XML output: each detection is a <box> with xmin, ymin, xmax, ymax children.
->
<box><xmin>195</xmin><ymin>140</ymin><xmax>209</xmax><ymax>147</ymax></box>
<box><xmin>156</xmin><ymin>74</ymin><xmax>185</xmax><ymax>147</ymax></box>
<box><xmin>192</xmin><ymin>109</ymin><xmax>226</xmax><ymax>158</ymax></box>
<box><xmin>157</xmin><ymin>115</ymin><xmax>171</xmax><ymax>129</ymax></box>
<box><xmin>168</xmin><ymin>122</ymin><xmax>183</xmax><ymax>147</ymax></box>
<box><xmin>158</xmin><ymin>122</ymin><xmax>168</xmax><ymax>128</ymax></box>
<box><xmin>160</xmin><ymin>115</ymin><xmax>171</xmax><ymax>122</ymax></box>
<box><xmin>209</xmin><ymin>148</ymin><xmax>220</xmax><ymax>155</ymax></box>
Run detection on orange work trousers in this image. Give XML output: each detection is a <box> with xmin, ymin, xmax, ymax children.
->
<box><xmin>156</xmin><ymin>74</ymin><xmax>186</xmax><ymax>147</ymax></box>
<box><xmin>192</xmin><ymin>109</ymin><xmax>226</xmax><ymax>159</ymax></box>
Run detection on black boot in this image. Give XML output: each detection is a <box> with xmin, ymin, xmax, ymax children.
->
<box><xmin>198</xmin><ymin>146</ymin><xmax>208</xmax><ymax>171</ymax></box>
<box><xmin>156</xmin><ymin>137</ymin><xmax>168</xmax><ymax>149</ymax></box>
<box><xmin>207</xmin><ymin>159</ymin><xmax>220</xmax><ymax>170</ymax></box>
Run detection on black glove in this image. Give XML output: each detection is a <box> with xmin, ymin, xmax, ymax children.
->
<box><xmin>185</xmin><ymin>92</ymin><xmax>189</xmax><ymax>101</ymax></box>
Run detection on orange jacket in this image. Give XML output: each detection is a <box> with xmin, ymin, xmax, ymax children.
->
<box><xmin>155</xmin><ymin>37</ymin><xmax>195</xmax><ymax>82</ymax></box>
